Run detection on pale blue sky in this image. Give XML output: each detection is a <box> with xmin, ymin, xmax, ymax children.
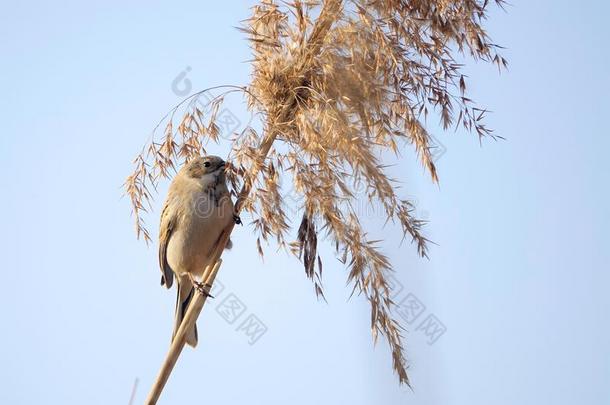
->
<box><xmin>1</xmin><ymin>1</ymin><xmax>608</xmax><ymax>404</ymax></box>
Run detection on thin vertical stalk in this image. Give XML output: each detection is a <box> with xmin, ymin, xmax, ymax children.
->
<box><xmin>144</xmin><ymin>1</ymin><xmax>343</xmax><ymax>403</ymax></box>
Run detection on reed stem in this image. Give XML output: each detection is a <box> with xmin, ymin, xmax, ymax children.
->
<box><xmin>144</xmin><ymin>2</ymin><xmax>342</xmax><ymax>402</ymax></box>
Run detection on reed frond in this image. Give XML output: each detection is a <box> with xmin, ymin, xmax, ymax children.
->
<box><xmin>126</xmin><ymin>0</ymin><xmax>506</xmax><ymax>386</ymax></box>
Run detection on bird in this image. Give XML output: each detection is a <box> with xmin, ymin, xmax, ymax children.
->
<box><xmin>158</xmin><ymin>155</ymin><xmax>239</xmax><ymax>347</ymax></box>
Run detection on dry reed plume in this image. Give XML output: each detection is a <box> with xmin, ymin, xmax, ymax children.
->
<box><xmin>126</xmin><ymin>0</ymin><xmax>506</xmax><ymax>386</ymax></box>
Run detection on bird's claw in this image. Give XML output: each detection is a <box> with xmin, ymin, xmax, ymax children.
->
<box><xmin>194</xmin><ymin>282</ymin><xmax>214</xmax><ymax>298</ymax></box>
<box><xmin>233</xmin><ymin>214</ymin><xmax>242</xmax><ymax>225</ymax></box>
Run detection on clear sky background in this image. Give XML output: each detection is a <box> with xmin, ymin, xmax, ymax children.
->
<box><xmin>1</xmin><ymin>1</ymin><xmax>608</xmax><ymax>404</ymax></box>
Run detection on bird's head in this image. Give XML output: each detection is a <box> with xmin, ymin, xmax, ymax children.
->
<box><xmin>184</xmin><ymin>155</ymin><xmax>227</xmax><ymax>182</ymax></box>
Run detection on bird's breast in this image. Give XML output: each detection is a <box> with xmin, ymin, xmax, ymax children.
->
<box><xmin>167</xmin><ymin>189</ymin><xmax>234</xmax><ymax>277</ymax></box>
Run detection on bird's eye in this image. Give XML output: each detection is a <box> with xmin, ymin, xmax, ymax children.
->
<box><xmin>203</xmin><ymin>161</ymin><xmax>211</xmax><ymax>168</ymax></box>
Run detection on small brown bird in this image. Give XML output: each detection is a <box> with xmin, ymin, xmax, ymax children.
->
<box><xmin>158</xmin><ymin>155</ymin><xmax>237</xmax><ymax>347</ymax></box>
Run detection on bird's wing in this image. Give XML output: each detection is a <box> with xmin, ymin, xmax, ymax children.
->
<box><xmin>158</xmin><ymin>197</ymin><xmax>177</xmax><ymax>289</ymax></box>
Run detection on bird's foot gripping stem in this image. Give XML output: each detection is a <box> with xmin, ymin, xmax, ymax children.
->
<box><xmin>188</xmin><ymin>274</ymin><xmax>214</xmax><ymax>298</ymax></box>
<box><xmin>233</xmin><ymin>214</ymin><xmax>242</xmax><ymax>225</ymax></box>
<box><xmin>193</xmin><ymin>282</ymin><xmax>214</xmax><ymax>298</ymax></box>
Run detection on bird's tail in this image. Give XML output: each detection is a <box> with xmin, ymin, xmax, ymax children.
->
<box><xmin>172</xmin><ymin>276</ymin><xmax>198</xmax><ymax>347</ymax></box>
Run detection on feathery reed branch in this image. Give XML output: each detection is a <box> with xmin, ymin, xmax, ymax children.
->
<box><xmin>127</xmin><ymin>0</ymin><xmax>506</xmax><ymax>388</ymax></box>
